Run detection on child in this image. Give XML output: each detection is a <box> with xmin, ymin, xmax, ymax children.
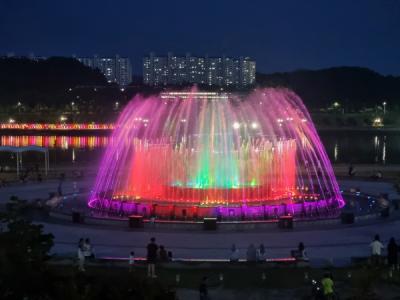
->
<box><xmin>129</xmin><ymin>251</ymin><xmax>135</xmax><ymax>272</ymax></box>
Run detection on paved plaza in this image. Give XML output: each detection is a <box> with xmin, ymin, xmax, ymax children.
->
<box><xmin>0</xmin><ymin>177</ymin><xmax>399</xmax><ymax>267</ymax></box>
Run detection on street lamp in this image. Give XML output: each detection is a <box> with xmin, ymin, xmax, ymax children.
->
<box><xmin>383</xmin><ymin>101</ymin><xmax>387</xmax><ymax>115</ymax></box>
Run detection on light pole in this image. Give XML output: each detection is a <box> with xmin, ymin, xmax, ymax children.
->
<box><xmin>383</xmin><ymin>101</ymin><xmax>387</xmax><ymax>115</ymax></box>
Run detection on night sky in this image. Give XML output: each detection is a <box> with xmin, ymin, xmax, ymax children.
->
<box><xmin>1</xmin><ymin>0</ymin><xmax>399</xmax><ymax>75</ymax></box>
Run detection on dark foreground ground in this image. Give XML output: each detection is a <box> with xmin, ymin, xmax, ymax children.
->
<box><xmin>12</xmin><ymin>261</ymin><xmax>400</xmax><ymax>300</ymax></box>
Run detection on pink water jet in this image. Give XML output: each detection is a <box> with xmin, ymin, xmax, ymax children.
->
<box><xmin>89</xmin><ymin>88</ymin><xmax>344</xmax><ymax>220</ymax></box>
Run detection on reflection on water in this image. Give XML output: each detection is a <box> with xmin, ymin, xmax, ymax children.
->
<box><xmin>319</xmin><ymin>132</ymin><xmax>397</xmax><ymax>164</ymax></box>
<box><xmin>382</xmin><ymin>136</ymin><xmax>386</xmax><ymax>164</ymax></box>
<box><xmin>0</xmin><ymin>132</ymin><xmax>399</xmax><ymax>164</ymax></box>
<box><xmin>334</xmin><ymin>142</ymin><xmax>338</xmax><ymax>162</ymax></box>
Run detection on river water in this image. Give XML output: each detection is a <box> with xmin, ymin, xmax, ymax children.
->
<box><xmin>0</xmin><ymin>130</ymin><xmax>398</xmax><ymax>166</ymax></box>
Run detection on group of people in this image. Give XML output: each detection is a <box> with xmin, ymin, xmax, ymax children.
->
<box><xmin>229</xmin><ymin>243</ymin><xmax>267</xmax><ymax>262</ymax></box>
<box><xmin>145</xmin><ymin>237</ymin><xmax>173</xmax><ymax>278</ymax></box>
<box><xmin>229</xmin><ymin>242</ymin><xmax>307</xmax><ymax>262</ymax></box>
<box><xmin>77</xmin><ymin>238</ymin><xmax>95</xmax><ymax>272</ymax></box>
<box><xmin>370</xmin><ymin>234</ymin><xmax>398</xmax><ymax>267</ymax></box>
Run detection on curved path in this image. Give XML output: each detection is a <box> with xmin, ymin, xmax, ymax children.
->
<box><xmin>0</xmin><ymin>178</ymin><xmax>399</xmax><ymax>267</ymax></box>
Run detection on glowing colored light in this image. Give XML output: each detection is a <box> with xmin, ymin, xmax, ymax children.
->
<box><xmin>89</xmin><ymin>89</ymin><xmax>344</xmax><ymax>219</ymax></box>
<box><xmin>0</xmin><ymin>123</ymin><xmax>114</xmax><ymax>130</ymax></box>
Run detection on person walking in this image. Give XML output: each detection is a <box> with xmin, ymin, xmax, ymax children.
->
<box><xmin>370</xmin><ymin>234</ymin><xmax>384</xmax><ymax>266</ymax></box>
<box><xmin>129</xmin><ymin>251</ymin><xmax>135</xmax><ymax>272</ymax></box>
<box><xmin>147</xmin><ymin>237</ymin><xmax>158</xmax><ymax>278</ymax></box>
<box><xmin>387</xmin><ymin>237</ymin><xmax>398</xmax><ymax>268</ymax></box>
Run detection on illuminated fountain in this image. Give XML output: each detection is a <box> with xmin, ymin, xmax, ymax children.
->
<box><xmin>89</xmin><ymin>88</ymin><xmax>344</xmax><ymax>220</ymax></box>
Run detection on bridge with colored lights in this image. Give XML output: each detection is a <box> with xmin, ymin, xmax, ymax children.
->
<box><xmin>0</xmin><ymin>123</ymin><xmax>114</xmax><ymax>131</ymax></box>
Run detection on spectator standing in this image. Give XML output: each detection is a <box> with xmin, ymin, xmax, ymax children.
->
<box><xmin>83</xmin><ymin>238</ymin><xmax>94</xmax><ymax>259</ymax></box>
<box><xmin>199</xmin><ymin>276</ymin><xmax>209</xmax><ymax>300</ymax></box>
<box><xmin>168</xmin><ymin>251</ymin><xmax>173</xmax><ymax>261</ymax></box>
<box><xmin>230</xmin><ymin>244</ymin><xmax>240</xmax><ymax>262</ymax></box>
<box><xmin>387</xmin><ymin>237</ymin><xmax>398</xmax><ymax>268</ymax></box>
<box><xmin>246</xmin><ymin>244</ymin><xmax>257</xmax><ymax>262</ymax></box>
<box><xmin>348</xmin><ymin>164</ymin><xmax>355</xmax><ymax>177</ymax></box>
<box><xmin>298</xmin><ymin>242</ymin><xmax>307</xmax><ymax>259</ymax></box>
<box><xmin>77</xmin><ymin>245</ymin><xmax>85</xmax><ymax>272</ymax></box>
<box><xmin>257</xmin><ymin>244</ymin><xmax>266</xmax><ymax>261</ymax></box>
<box><xmin>78</xmin><ymin>238</ymin><xmax>84</xmax><ymax>249</ymax></box>
<box><xmin>321</xmin><ymin>272</ymin><xmax>334</xmax><ymax>300</ymax></box>
<box><xmin>370</xmin><ymin>234</ymin><xmax>384</xmax><ymax>266</ymax></box>
<box><xmin>159</xmin><ymin>245</ymin><xmax>168</xmax><ymax>262</ymax></box>
<box><xmin>129</xmin><ymin>251</ymin><xmax>135</xmax><ymax>272</ymax></box>
<box><xmin>147</xmin><ymin>237</ymin><xmax>158</xmax><ymax>278</ymax></box>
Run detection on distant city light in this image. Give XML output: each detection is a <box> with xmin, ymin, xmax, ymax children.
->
<box><xmin>8</xmin><ymin>118</ymin><xmax>15</xmax><ymax>124</ymax></box>
<box><xmin>373</xmin><ymin>117</ymin><xmax>383</xmax><ymax>127</ymax></box>
<box><xmin>251</xmin><ymin>122</ymin><xmax>258</xmax><ymax>129</ymax></box>
<box><xmin>60</xmin><ymin>116</ymin><xmax>67</xmax><ymax>122</ymax></box>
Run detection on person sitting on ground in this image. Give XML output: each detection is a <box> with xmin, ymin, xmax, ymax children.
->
<box><xmin>370</xmin><ymin>234</ymin><xmax>384</xmax><ymax>266</ymax></box>
<box><xmin>387</xmin><ymin>237</ymin><xmax>398</xmax><ymax>268</ymax></box>
<box><xmin>230</xmin><ymin>244</ymin><xmax>240</xmax><ymax>262</ymax></box>
<box><xmin>257</xmin><ymin>243</ymin><xmax>266</xmax><ymax>262</ymax></box>
<box><xmin>159</xmin><ymin>245</ymin><xmax>168</xmax><ymax>262</ymax></box>
<box><xmin>147</xmin><ymin>237</ymin><xmax>158</xmax><ymax>278</ymax></box>
<box><xmin>129</xmin><ymin>251</ymin><xmax>135</xmax><ymax>272</ymax></box>
<box><xmin>321</xmin><ymin>272</ymin><xmax>334</xmax><ymax>300</ymax></box>
<box><xmin>246</xmin><ymin>243</ymin><xmax>257</xmax><ymax>262</ymax></box>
